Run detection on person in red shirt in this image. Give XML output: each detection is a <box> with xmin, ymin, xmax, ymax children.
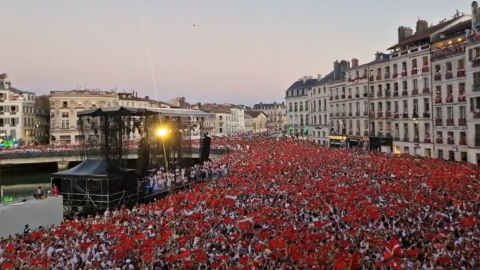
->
<box><xmin>51</xmin><ymin>184</ymin><xmax>58</xmax><ymax>196</ymax></box>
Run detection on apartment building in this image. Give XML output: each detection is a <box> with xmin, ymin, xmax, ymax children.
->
<box><xmin>204</xmin><ymin>104</ymin><xmax>246</xmax><ymax>135</ymax></box>
<box><xmin>431</xmin><ymin>16</ymin><xmax>470</xmax><ymax>161</ymax></box>
<box><xmin>285</xmin><ymin>76</ymin><xmax>316</xmax><ymax>136</ymax></box>
<box><xmin>252</xmin><ymin>102</ymin><xmax>287</xmax><ymax>132</ymax></box>
<box><xmin>466</xmin><ymin>10</ymin><xmax>480</xmax><ymax>164</ymax></box>
<box><xmin>49</xmin><ymin>89</ymin><xmax>119</xmax><ymax>144</ymax></box>
<box><xmin>244</xmin><ymin>110</ymin><xmax>268</xmax><ymax>133</ymax></box>
<box><xmin>0</xmin><ymin>73</ymin><xmax>37</xmax><ymax>144</ymax></box>
<box><xmin>309</xmin><ymin>73</ymin><xmax>332</xmax><ymax>145</ymax></box>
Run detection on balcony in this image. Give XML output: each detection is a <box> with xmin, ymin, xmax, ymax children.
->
<box><xmin>335</xmin><ymin>95</ymin><xmax>339</xmax><ymax>100</ymax></box>
<box><xmin>435</xmin><ymin>118</ymin><xmax>443</xmax><ymax>126</ymax></box>
<box><xmin>394</xmin><ymin>136</ymin><xmax>400</xmax><ymax>141</ymax></box>
<box><xmin>445</xmin><ymin>72</ymin><xmax>453</xmax><ymax>79</ymax></box>
<box><xmin>393</xmin><ymin>112</ymin><xmax>400</xmax><ymax>119</ymax></box>
<box><xmin>393</xmin><ymin>73</ymin><xmax>398</xmax><ymax>79</ymax></box>
<box><xmin>424</xmin><ymin>138</ymin><xmax>431</xmax><ymax>143</ymax></box>
<box><xmin>341</xmin><ymin>94</ymin><xmax>346</xmax><ymax>99</ymax></box>
<box><xmin>385</xmin><ymin>90</ymin><xmax>391</xmax><ymax>97</ymax></box>
<box><xmin>393</xmin><ymin>90</ymin><xmax>399</xmax><ymax>97</ymax></box>
<box><xmin>363</xmin><ymin>131</ymin><xmax>369</xmax><ymax>136</ymax></box>
<box><xmin>422</xmin><ymin>88</ymin><xmax>430</xmax><ymax>94</ymax></box>
<box><xmin>460</xmin><ymin>139</ymin><xmax>467</xmax><ymax>146</ymax></box>
<box><xmin>446</xmin><ymin>119</ymin><xmax>454</xmax><ymax>126</ymax></box>
<box><xmin>355</xmin><ymin>94</ymin><xmax>360</xmax><ymax>98</ymax></box>
<box><xmin>434</xmin><ymin>73</ymin><xmax>442</xmax><ymax>81</ymax></box>
<box><xmin>330</xmin><ymin>113</ymin><xmax>334</xmax><ymax>117</ymax></box>
<box><xmin>422</xmin><ymin>66</ymin><xmax>429</xmax><ymax>72</ymax></box>
<box><xmin>363</xmin><ymin>93</ymin><xmax>368</xmax><ymax>97</ymax></box>
<box><xmin>329</xmin><ymin>97</ymin><xmax>333</xmax><ymax>101</ymax></box>
<box><xmin>412</xmin><ymin>112</ymin><xmax>419</xmax><ymax>118</ymax></box>
<box><xmin>355</xmin><ymin>112</ymin><xmax>360</xmax><ymax>116</ymax></box>
<box><xmin>472</xmin><ymin>58</ymin><xmax>480</xmax><ymax>68</ymax></box>
<box><xmin>402</xmin><ymin>113</ymin><xmax>409</xmax><ymax>118</ymax></box>
<box><xmin>457</xmin><ymin>69</ymin><xmax>466</xmax><ymax>77</ymax></box>
<box><xmin>384</xmin><ymin>73</ymin><xmax>390</xmax><ymax>79</ymax></box>
<box><xmin>412</xmin><ymin>89</ymin><xmax>419</xmax><ymax>95</ymax></box>
<box><xmin>474</xmin><ymin>111</ymin><xmax>480</xmax><ymax>119</ymax></box>
<box><xmin>347</xmin><ymin>95</ymin><xmax>352</xmax><ymax>99</ymax></box>
<box><xmin>377</xmin><ymin>111</ymin><xmax>383</xmax><ymax>118</ymax></box>
<box><xmin>376</xmin><ymin>74</ymin><xmax>382</xmax><ymax>80</ymax></box>
<box><xmin>411</xmin><ymin>68</ymin><xmax>418</xmax><ymax>75</ymax></box>
<box><xmin>369</xmin><ymin>111</ymin><xmax>375</xmax><ymax>117</ymax></box>
<box><xmin>401</xmin><ymin>90</ymin><xmax>408</xmax><ymax>96</ymax></box>
<box><xmin>447</xmin><ymin>139</ymin><xmax>454</xmax><ymax>145</ymax></box>
<box><xmin>341</xmin><ymin>112</ymin><xmax>346</xmax><ymax>116</ymax></box>
<box><xmin>377</xmin><ymin>91</ymin><xmax>383</xmax><ymax>97</ymax></box>
<box><xmin>363</xmin><ymin>111</ymin><xmax>368</xmax><ymax>116</ymax></box>
<box><xmin>423</xmin><ymin>112</ymin><xmax>430</xmax><ymax>118</ymax></box>
<box><xmin>403</xmin><ymin>137</ymin><xmax>409</xmax><ymax>142</ymax></box>
<box><xmin>348</xmin><ymin>112</ymin><xmax>353</xmax><ymax>116</ymax></box>
<box><xmin>335</xmin><ymin>112</ymin><xmax>340</xmax><ymax>116</ymax></box>
<box><xmin>401</xmin><ymin>70</ymin><xmax>408</xmax><ymax>76</ymax></box>
<box><xmin>386</xmin><ymin>112</ymin><xmax>392</xmax><ymax>118</ymax></box>
<box><xmin>369</xmin><ymin>75</ymin><xmax>374</xmax><ymax>82</ymax></box>
<box><xmin>436</xmin><ymin>138</ymin><xmax>443</xmax><ymax>144</ymax></box>
<box><xmin>348</xmin><ymin>131</ymin><xmax>353</xmax><ymax>135</ymax></box>
<box><xmin>369</xmin><ymin>93</ymin><xmax>375</xmax><ymax>98</ymax></box>
<box><xmin>431</xmin><ymin>43</ymin><xmax>465</xmax><ymax>61</ymax></box>
<box><xmin>413</xmin><ymin>137</ymin><xmax>420</xmax><ymax>143</ymax></box>
<box><xmin>435</xmin><ymin>96</ymin><xmax>442</xmax><ymax>104</ymax></box>
<box><xmin>458</xmin><ymin>94</ymin><xmax>466</xmax><ymax>102</ymax></box>
<box><xmin>458</xmin><ymin>118</ymin><xmax>467</xmax><ymax>126</ymax></box>
<box><xmin>446</xmin><ymin>95</ymin><xmax>454</xmax><ymax>103</ymax></box>
<box><xmin>362</xmin><ymin>74</ymin><xmax>367</xmax><ymax>80</ymax></box>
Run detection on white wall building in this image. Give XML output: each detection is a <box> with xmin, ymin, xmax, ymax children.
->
<box><xmin>309</xmin><ymin>73</ymin><xmax>331</xmax><ymax>145</ymax></box>
<box><xmin>0</xmin><ymin>73</ymin><xmax>36</xmax><ymax>144</ymax></box>
<box><xmin>49</xmin><ymin>89</ymin><xmax>119</xmax><ymax>144</ymax></box>
<box><xmin>285</xmin><ymin>76</ymin><xmax>314</xmax><ymax>136</ymax></box>
<box><xmin>252</xmin><ymin>102</ymin><xmax>287</xmax><ymax>132</ymax></box>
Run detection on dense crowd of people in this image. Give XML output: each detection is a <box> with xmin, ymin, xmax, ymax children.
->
<box><xmin>1</xmin><ymin>139</ymin><xmax>480</xmax><ymax>269</ymax></box>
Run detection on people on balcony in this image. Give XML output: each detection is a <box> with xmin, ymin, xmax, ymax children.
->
<box><xmin>435</xmin><ymin>95</ymin><xmax>442</xmax><ymax>103</ymax></box>
<box><xmin>467</xmin><ymin>29</ymin><xmax>480</xmax><ymax>43</ymax></box>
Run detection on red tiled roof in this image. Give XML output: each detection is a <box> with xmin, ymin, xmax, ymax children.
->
<box><xmin>387</xmin><ymin>18</ymin><xmax>457</xmax><ymax>50</ymax></box>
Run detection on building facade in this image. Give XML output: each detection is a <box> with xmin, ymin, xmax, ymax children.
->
<box><xmin>49</xmin><ymin>90</ymin><xmax>119</xmax><ymax>144</ymax></box>
<box><xmin>309</xmin><ymin>73</ymin><xmax>331</xmax><ymax>145</ymax></box>
<box><xmin>285</xmin><ymin>76</ymin><xmax>316</xmax><ymax>137</ymax></box>
<box><xmin>252</xmin><ymin>102</ymin><xmax>287</xmax><ymax>132</ymax></box>
<box><xmin>0</xmin><ymin>73</ymin><xmax>37</xmax><ymax>144</ymax></box>
<box><xmin>244</xmin><ymin>111</ymin><xmax>268</xmax><ymax>133</ymax></box>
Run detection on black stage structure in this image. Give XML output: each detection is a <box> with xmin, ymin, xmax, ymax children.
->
<box><xmin>51</xmin><ymin>106</ymin><xmax>213</xmax><ymax>214</ymax></box>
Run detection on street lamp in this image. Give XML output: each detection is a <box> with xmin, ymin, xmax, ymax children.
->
<box><xmin>157</xmin><ymin>128</ymin><xmax>168</xmax><ymax>172</ymax></box>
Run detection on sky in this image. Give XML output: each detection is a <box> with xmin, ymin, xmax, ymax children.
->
<box><xmin>0</xmin><ymin>0</ymin><xmax>466</xmax><ymax>106</ymax></box>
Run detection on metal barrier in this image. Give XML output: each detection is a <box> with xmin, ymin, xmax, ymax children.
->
<box><xmin>0</xmin><ymin>148</ymin><xmax>232</xmax><ymax>159</ymax></box>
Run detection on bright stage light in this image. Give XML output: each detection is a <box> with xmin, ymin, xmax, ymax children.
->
<box><xmin>157</xmin><ymin>128</ymin><xmax>167</xmax><ymax>137</ymax></box>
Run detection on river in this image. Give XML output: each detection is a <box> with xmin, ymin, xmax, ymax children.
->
<box><xmin>1</xmin><ymin>170</ymin><xmax>53</xmax><ymax>200</ymax></box>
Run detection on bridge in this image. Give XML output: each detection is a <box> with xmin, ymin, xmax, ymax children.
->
<box><xmin>0</xmin><ymin>148</ymin><xmax>230</xmax><ymax>170</ymax></box>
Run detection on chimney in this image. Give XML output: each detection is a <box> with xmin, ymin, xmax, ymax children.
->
<box><xmin>4</xmin><ymin>81</ymin><xmax>9</xmax><ymax>90</ymax></box>
<box><xmin>145</xmin><ymin>96</ymin><xmax>149</xmax><ymax>100</ymax></box>
<box><xmin>398</xmin><ymin>26</ymin><xmax>413</xmax><ymax>42</ymax></box>
<box><xmin>351</xmin><ymin>58</ymin><xmax>359</xmax><ymax>68</ymax></box>
<box><xmin>416</xmin><ymin>20</ymin><xmax>429</xmax><ymax>34</ymax></box>
<box><xmin>303</xmin><ymin>76</ymin><xmax>308</xmax><ymax>83</ymax></box>
<box><xmin>298</xmin><ymin>78</ymin><xmax>303</xmax><ymax>81</ymax></box>
<box><xmin>317</xmin><ymin>74</ymin><xmax>323</xmax><ymax>80</ymax></box>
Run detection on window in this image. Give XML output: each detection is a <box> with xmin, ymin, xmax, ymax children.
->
<box><xmin>356</xmin><ymin>102</ymin><xmax>360</xmax><ymax>113</ymax></box>
<box><xmin>422</xmin><ymin>56</ymin><xmax>428</xmax><ymax>66</ymax></box>
<box><xmin>402</xmin><ymin>61</ymin><xmax>407</xmax><ymax>71</ymax></box>
<box><xmin>474</xmin><ymin>72</ymin><xmax>480</xmax><ymax>85</ymax></box>
<box><xmin>348</xmin><ymin>103</ymin><xmax>352</xmax><ymax>114</ymax></box>
<box><xmin>394</xmin><ymin>101</ymin><xmax>398</xmax><ymax>112</ymax></box>
<box><xmin>446</xmin><ymin>62</ymin><xmax>452</xmax><ymax>71</ymax></box>
<box><xmin>62</xmin><ymin>101</ymin><xmax>68</xmax><ymax>108</ymax></box>
<box><xmin>425</xmin><ymin>123</ymin><xmax>430</xmax><ymax>137</ymax></box>
<box><xmin>413</xmin><ymin>99</ymin><xmax>418</xmax><ymax>113</ymax></box>
<box><xmin>423</xmin><ymin>77</ymin><xmax>429</xmax><ymax>89</ymax></box>
<box><xmin>404</xmin><ymin>123</ymin><xmax>409</xmax><ymax>136</ymax></box>
<box><xmin>435</xmin><ymin>65</ymin><xmax>441</xmax><ymax>72</ymax></box>
<box><xmin>423</xmin><ymin>98</ymin><xmax>430</xmax><ymax>113</ymax></box>
<box><xmin>469</xmin><ymin>47</ymin><xmax>480</xmax><ymax>60</ymax></box>
<box><xmin>402</xmin><ymin>81</ymin><xmax>407</xmax><ymax>90</ymax></box>
<box><xmin>447</xmin><ymin>107</ymin><xmax>454</xmax><ymax>119</ymax></box>
<box><xmin>393</xmin><ymin>64</ymin><xmax>398</xmax><ymax>74</ymax></box>
<box><xmin>61</xmin><ymin>112</ymin><xmax>69</xmax><ymax>118</ymax></box>
<box><xmin>413</xmin><ymin>79</ymin><xmax>418</xmax><ymax>90</ymax></box>
<box><xmin>459</xmin><ymin>106</ymin><xmax>466</xmax><ymax>118</ymax></box>
<box><xmin>435</xmin><ymin>107</ymin><xmax>443</xmax><ymax>119</ymax></box>
<box><xmin>355</xmin><ymin>87</ymin><xmax>359</xmax><ymax>95</ymax></box>
<box><xmin>403</xmin><ymin>100</ymin><xmax>408</xmax><ymax>113</ymax></box>
<box><xmin>412</xmin><ymin>59</ymin><xmax>417</xmax><ymax>68</ymax></box>
<box><xmin>61</xmin><ymin>119</ymin><xmax>69</xmax><ymax>129</ymax></box>
<box><xmin>458</xmin><ymin>59</ymin><xmax>465</xmax><ymax>69</ymax></box>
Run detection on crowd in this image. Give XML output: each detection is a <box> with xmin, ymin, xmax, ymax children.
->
<box><xmin>0</xmin><ymin>138</ymin><xmax>235</xmax><ymax>155</ymax></box>
<box><xmin>1</xmin><ymin>139</ymin><xmax>480</xmax><ymax>269</ymax></box>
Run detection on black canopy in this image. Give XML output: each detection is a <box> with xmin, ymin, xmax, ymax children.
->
<box><xmin>52</xmin><ymin>159</ymin><xmax>133</xmax><ymax>179</ymax></box>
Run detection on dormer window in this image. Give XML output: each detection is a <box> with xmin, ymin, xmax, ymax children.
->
<box><xmin>62</xmin><ymin>101</ymin><xmax>68</xmax><ymax>108</ymax></box>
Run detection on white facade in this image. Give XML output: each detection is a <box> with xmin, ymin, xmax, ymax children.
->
<box><xmin>49</xmin><ymin>90</ymin><xmax>119</xmax><ymax>144</ymax></box>
<box><xmin>0</xmin><ymin>74</ymin><xmax>36</xmax><ymax>144</ymax></box>
<box><xmin>285</xmin><ymin>76</ymin><xmax>314</xmax><ymax>136</ymax></box>
<box><xmin>309</xmin><ymin>75</ymin><xmax>331</xmax><ymax>145</ymax></box>
<box><xmin>252</xmin><ymin>102</ymin><xmax>287</xmax><ymax>132</ymax></box>
<box><xmin>466</xmin><ymin>26</ymin><xmax>480</xmax><ymax>164</ymax></box>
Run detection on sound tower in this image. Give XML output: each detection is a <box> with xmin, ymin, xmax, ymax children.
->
<box><xmin>200</xmin><ymin>135</ymin><xmax>211</xmax><ymax>161</ymax></box>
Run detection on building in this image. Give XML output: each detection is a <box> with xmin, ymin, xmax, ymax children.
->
<box><xmin>34</xmin><ymin>95</ymin><xmax>51</xmax><ymax>144</ymax></box>
<box><xmin>431</xmin><ymin>15</ymin><xmax>470</xmax><ymax>161</ymax></box>
<box><xmin>204</xmin><ymin>104</ymin><xmax>245</xmax><ymax>135</ymax></box>
<box><xmin>285</xmin><ymin>76</ymin><xmax>317</xmax><ymax>137</ymax></box>
<box><xmin>252</xmin><ymin>102</ymin><xmax>287</xmax><ymax>132</ymax></box>
<box><xmin>244</xmin><ymin>113</ymin><xmax>254</xmax><ymax>133</ymax></box>
<box><xmin>244</xmin><ymin>111</ymin><xmax>268</xmax><ymax>133</ymax></box>
<box><xmin>0</xmin><ymin>73</ymin><xmax>37</xmax><ymax>144</ymax></box>
<box><xmin>49</xmin><ymin>89</ymin><xmax>119</xmax><ymax>144</ymax></box>
<box><xmin>309</xmin><ymin>73</ymin><xmax>332</xmax><ymax>145</ymax></box>
<box><xmin>205</xmin><ymin>106</ymin><xmax>231</xmax><ymax>135</ymax></box>
<box><xmin>466</xmin><ymin>9</ymin><xmax>480</xmax><ymax>164</ymax></box>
